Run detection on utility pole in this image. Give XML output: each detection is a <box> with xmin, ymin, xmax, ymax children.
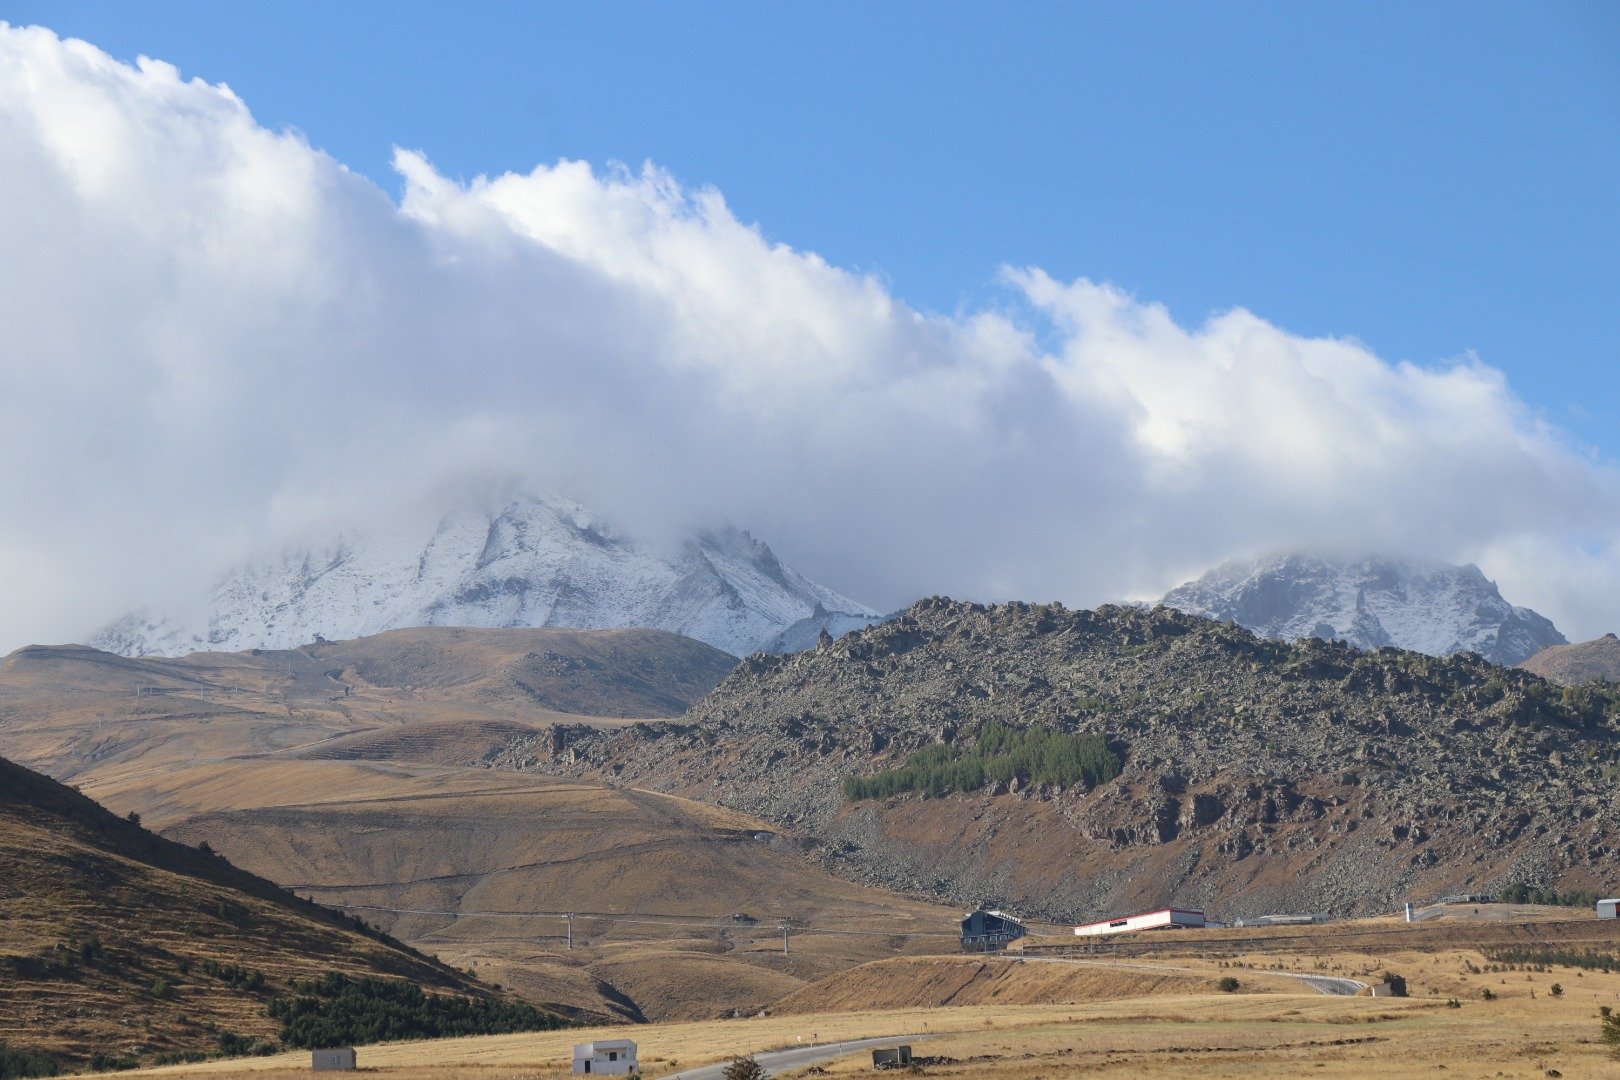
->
<box><xmin>778</xmin><ymin>920</ymin><xmax>791</xmax><ymax>956</ymax></box>
<box><xmin>564</xmin><ymin>913</ymin><xmax>575</xmax><ymax>950</ymax></box>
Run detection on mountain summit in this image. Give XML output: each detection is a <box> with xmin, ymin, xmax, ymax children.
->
<box><xmin>1160</xmin><ymin>554</ymin><xmax>1565</xmax><ymax>666</ymax></box>
<box><xmin>94</xmin><ymin>495</ymin><xmax>877</xmax><ymax>658</ymax></box>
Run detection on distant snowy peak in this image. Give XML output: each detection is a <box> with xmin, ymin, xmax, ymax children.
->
<box><xmin>93</xmin><ymin>495</ymin><xmax>877</xmax><ymax>658</ymax></box>
<box><xmin>1160</xmin><ymin>554</ymin><xmax>1565</xmax><ymax>666</ymax></box>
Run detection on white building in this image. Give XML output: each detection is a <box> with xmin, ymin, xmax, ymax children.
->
<box><xmin>1598</xmin><ymin>898</ymin><xmax>1618</xmax><ymax>920</ymax></box>
<box><xmin>572</xmin><ymin>1040</ymin><xmax>638</xmax><ymax>1075</ymax></box>
<box><xmin>311</xmin><ymin>1048</ymin><xmax>356</xmax><ymax>1071</ymax></box>
<box><xmin>1074</xmin><ymin>908</ymin><xmax>1208</xmax><ymax>937</ymax></box>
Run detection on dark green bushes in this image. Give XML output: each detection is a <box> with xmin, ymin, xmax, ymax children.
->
<box><xmin>215</xmin><ymin>1033</ymin><xmax>276</xmax><ymax>1057</ymax></box>
<box><xmin>85</xmin><ymin>1053</ymin><xmax>136</xmax><ymax>1073</ymax></box>
<box><xmin>1497</xmin><ymin>884</ymin><xmax>1602</xmax><ymax>908</ymax></box>
<box><xmin>199</xmin><ymin>960</ymin><xmax>268</xmax><ymax>992</ymax></box>
<box><xmin>843</xmin><ymin>721</ymin><xmax>1121</xmax><ymax>801</ymax></box>
<box><xmin>0</xmin><ymin>1043</ymin><xmax>58</xmax><ymax>1079</ymax></box>
<box><xmin>268</xmin><ymin>972</ymin><xmax>567</xmax><ymax>1049</ymax></box>
<box><xmin>1484</xmin><ymin>947</ymin><xmax>1619</xmax><ymax>974</ymax></box>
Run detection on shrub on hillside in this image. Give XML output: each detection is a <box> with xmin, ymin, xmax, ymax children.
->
<box><xmin>0</xmin><ymin>1043</ymin><xmax>58</xmax><ymax>1079</ymax></box>
<box><xmin>1484</xmin><ymin>947</ymin><xmax>1619</xmax><ymax>974</ymax></box>
<box><xmin>198</xmin><ymin>959</ymin><xmax>268</xmax><ymax>991</ymax></box>
<box><xmin>268</xmin><ymin>972</ymin><xmax>568</xmax><ymax>1049</ymax></box>
<box><xmin>843</xmin><ymin>721</ymin><xmax>1121</xmax><ymax>801</ymax></box>
<box><xmin>1217</xmin><ymin>976</ymin><xmax>1240</xmax><ymax>993</ymax></box>
<box><xmin>722</xmin><ymin>1057</ymin><xmax>766</xmax><ymax>1080</ymax></box>
<box><xmin>1497</xmin><ymin>883</ymin><xmax>1601</xmax><ymax>908</ymax></box>
<box><xmin>214</xmin><ymin>1033</ymin><xmax>276</xmax><ymax>1058</ymax></box>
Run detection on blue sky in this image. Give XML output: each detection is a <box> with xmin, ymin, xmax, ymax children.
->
<box><xmin>13</xmin><ymin>0</ymin><xmax>1620</xmax><ymax>455</ymax></box>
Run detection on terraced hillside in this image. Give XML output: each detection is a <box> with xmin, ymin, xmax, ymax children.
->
<box><xmin>0</xmin><ymin>755</ymin><xmax>564</xmax><ymax>1074</ymax></box>
<box><xmin>519</xmin><ymin>598</ymin><xmax>1620</xmax><ymax>920</ymax></box>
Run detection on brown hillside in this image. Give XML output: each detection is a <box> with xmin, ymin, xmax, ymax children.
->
<box><xmin>771</xmin><ymin>954</ymin><xmax>1233</xmax><ymax>1014</ymax></box>
<box><xmin>0</xmin><ymin>626</ymin><xmax>734</xmax><ymax>781</ymax></box>
<box><xmin>79</xmin><ymin>759</ymin><xmax>962</xmax><ymax>1022</ymax></box>
<box><xmin>0</xmin><ymin>628</ymin><xmax>962</xmax><ymax>1027</ymax></box>
<box><xmin>1520</xmin><ymin>632</ymin><xmax>1620</xmax><ymax>686</ymax></box>
<box><xmin>0</xmin><ymin>755</ymin><xmax>555</xmax><ymax>1073</ymax></box>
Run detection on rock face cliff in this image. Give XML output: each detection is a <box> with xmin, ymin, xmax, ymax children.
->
<box><xmin>1161</xmin><ymin>555</ymin><xmax>1565</xmax><ymax>666</ymax></box>
<box><xmin>93</xmin><ymin>494</ymin><xmax>877</xmax><ymax>658</ymax></box>
<box><xmin>506</xmin><ymin>599</ymin><xmax>1620</xmax><ymax>921</ymax></box>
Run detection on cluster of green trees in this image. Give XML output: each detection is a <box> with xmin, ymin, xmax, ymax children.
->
<box><xmin>0</xmin><ymin>1043</ymin><xmax>58</xmax><ymax>1079</ymax></box>
<box><xmin>1497</xmin><ymin>884</ymin><xmax>1604</xmax><ymax>908</ymax></box>
<box><xmin>268</xmin><ymin>973</ymin><xmax>568</xmax><ymax>1049</ymax></box>
<box><xmin>843</xmin><ymin>721</ymin><xmax>1121</xmax><ymax>801</ymax></box>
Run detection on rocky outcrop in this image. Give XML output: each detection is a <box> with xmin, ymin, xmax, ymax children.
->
<box><xmin>500</xmin><ymin>599</ymin><xmax>1620</xmax><ymax>921</ymax></box>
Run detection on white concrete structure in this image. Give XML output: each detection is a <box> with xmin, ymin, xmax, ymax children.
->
<box><xmin>311</xmin><ymin>1048</ymin><xmax>356</xmax><ymax>1071</ymax></box>
<box><xmin>1074</xmin><ymin>908</ymin><xmax>1207</xmax><ymax>937</ymax></box>
<box><xmin>1598</xmin><ymin>898</ymin><xmax>1618</xmax><ymax>920</ymax></box>
<box><xmin>572</xmin><ymin>1039</ymin><xmax>638</xmax><ymax>1075</ymax></box>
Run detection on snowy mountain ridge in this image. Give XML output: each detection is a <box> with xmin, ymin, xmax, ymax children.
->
<box><xmin>1160</xmin><ymin>553</ymin><xmax>1565</xmax><ymax>666</ymax></box>
<box><xmin>93</xmin><ymin>495</ymin><xmax>880</xmax><ymax>658</ymax></box>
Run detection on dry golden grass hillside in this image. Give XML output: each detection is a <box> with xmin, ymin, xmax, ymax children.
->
<box><xmin>0</xmin><ymin>754</ymin><xmax>561</xmax><ymax>1074</ymax></box>
<box><xmin>0</xmin><ymin>628</ymin><xmax>964</xmax><ymax>1029</ymax></box>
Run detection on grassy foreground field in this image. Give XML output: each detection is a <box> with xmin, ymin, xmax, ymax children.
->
<box><xmin>116</xmin><ymin>991</ymin><xmax>1619</xmax><ymax>1079</ymax></box>
<box><xmin>118</xmin><ymin>924</ymin><xmax>1620</xmax><ymax>1079</ymax></box>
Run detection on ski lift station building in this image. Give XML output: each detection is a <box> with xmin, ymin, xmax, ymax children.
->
<box><xmin>961</xmin><ymin>909</ymin><xmax>1027</xmax><ymax>951</ymax></box>
<box><xmin>572</xmin><ymin>1040</ymin><xmax>637</xmax><ymax>1075</ymax></box>
<box><xmin>1074</xmin><ymin>908</ymin><xmax>1210</xmax><ymax>937</ymax></box>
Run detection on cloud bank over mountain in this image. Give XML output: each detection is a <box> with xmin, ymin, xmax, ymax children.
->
<box><xmin>1</xmin><ymin>23</ymin><xmax>1617</xmax><ymax>650</ymax></box>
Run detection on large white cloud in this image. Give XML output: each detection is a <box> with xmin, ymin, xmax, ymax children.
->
<box><xmin>0</xmin><ymin>23</ymin><xmax>1616</xmax><ymax>649</ymax></box>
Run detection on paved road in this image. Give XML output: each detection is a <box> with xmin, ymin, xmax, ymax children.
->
<box><xmin>659</xmin><ymin>1034</ymin><xmax>930</xmax><ymax>1079</ymax></box>
<box><xmin>1293</xmin><ymin>974</ymin><xmax>1367</xmax><ymax>995</ymax></box>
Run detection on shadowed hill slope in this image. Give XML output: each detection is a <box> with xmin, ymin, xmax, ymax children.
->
<box><xmin>520</xmin><ymin>598</ymin><xmax>1620</xmax><ymax>921</ymax></box>
<box><xmin>0</xmin><ymin>755</ymin><xmax>565</xmax><ymax>1073</ymax></box>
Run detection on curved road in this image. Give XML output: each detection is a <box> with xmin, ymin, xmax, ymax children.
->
<box><xmin>660</xmin><ymin>1035</ymin><xmax>931</xmax><ymax>1079</ymax></box>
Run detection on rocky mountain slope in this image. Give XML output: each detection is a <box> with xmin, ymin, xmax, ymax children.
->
<box><xmin>93</xmin><ymin>494</ymin><xmax>878</xmax><ymax>658</ymax></box>
<box><xmin>0</xmin><ymin>754</ymin><xmax>559</xmax><ymax>1073</ymax></box>
<box><xmin>1521</xmin><ymin>633</ymin><xmax>1620</xmax><ymax>686</ymax></box>
<box><xmin>1160</xmin><ymin>554</ymin><xmax>1565</xmax><ymax>666</ymax></box>
<box><xmin>514</xmin><ymin>599</ymin><xmax>1620</xmax><ymax>921</ymax></box>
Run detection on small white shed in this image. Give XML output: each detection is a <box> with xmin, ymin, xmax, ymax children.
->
<box><xmin>1598</xmin><ymin>898</ymin><xmax>1619</xmax><ymax>920</ymax></box>
<box><xmin>311</xmin><ymin>1047</ymin><xmax>356</xmax><ymax>1071</ymax></box>
<box><xmin>572</xmin><ymin>1039</ymin><xmax>638</xmax><ymax>1075</ymax></box>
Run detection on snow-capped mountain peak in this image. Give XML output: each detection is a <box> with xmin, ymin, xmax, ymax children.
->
<box><xmin>1159</xmin><ymin>553</ymin><xmax>1565</xmax><ymax>666</ymax></box>
<box><xmin>93</xmin><ymin>495</ymin><xmax>880</xmax><ymax>658</ymax></box>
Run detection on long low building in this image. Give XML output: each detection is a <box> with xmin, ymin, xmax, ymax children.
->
<box><xmin>1074</xmin><ymin>908</ymin><xmax>1209</xmax><ymax>937</ymax></box>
